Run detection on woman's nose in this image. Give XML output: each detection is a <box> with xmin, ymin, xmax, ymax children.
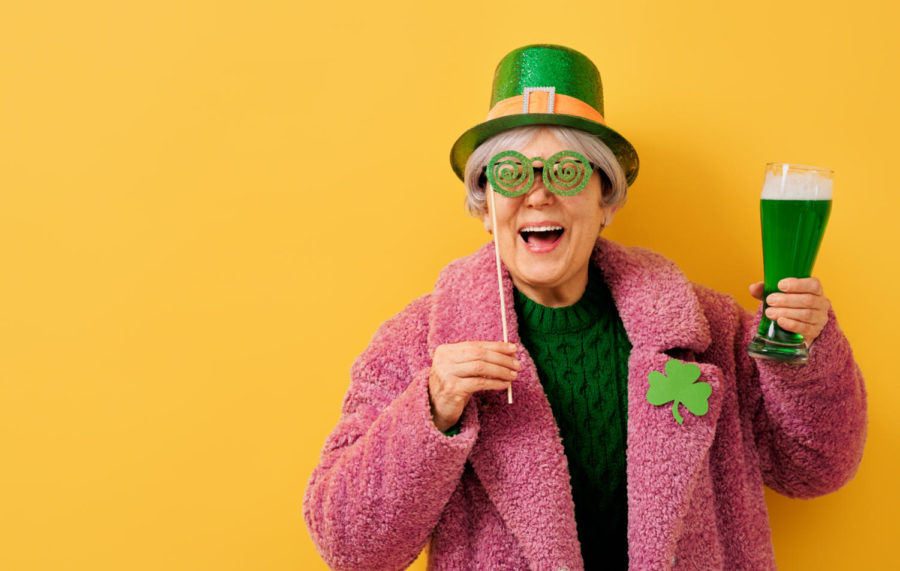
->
<box><xmin>524</xmin><ymin>180</ymin><xmax>555</xmax><ymax>206</ymax></box>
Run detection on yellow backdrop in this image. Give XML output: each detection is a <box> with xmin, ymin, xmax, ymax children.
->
<box><xmin>2</xmin><ymin>0</ymin><xmax>897</xmax><ymax>569</ymax></box>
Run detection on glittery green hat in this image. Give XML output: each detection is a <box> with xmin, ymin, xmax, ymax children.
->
<box><xmin>450</xmin><ymin>44</ymin><xmax>639</xmax><ymax>186</ymax></box>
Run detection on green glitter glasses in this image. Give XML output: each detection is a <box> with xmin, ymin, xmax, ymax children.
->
<box><xmin>483</xmin><ymin>150</ymin><xmax>596</xmax><ymax>197</ymax></box>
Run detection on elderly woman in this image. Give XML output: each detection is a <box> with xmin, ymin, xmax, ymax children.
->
<box><xmin>304</xmin><ymin>45</ymin><xmax>866</xmax><ymax>570</ymax></box>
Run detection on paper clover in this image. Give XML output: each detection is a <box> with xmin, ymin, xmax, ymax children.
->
<box><xmin>646</xmin><ymin>359</ymin><xmax>711</xmax><ymax>424</ymax></box>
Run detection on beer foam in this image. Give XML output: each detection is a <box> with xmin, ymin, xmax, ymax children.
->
<box><xmin>761</xmin><ymin>164</ymin><xmax>833</xmax><ymax>200</ymax></box>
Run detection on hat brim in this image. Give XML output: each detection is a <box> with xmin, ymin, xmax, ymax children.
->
<box><xmin>449</xmin><ymin>113</ymin><xmax>639</xmax><ymax>186</ymax></box>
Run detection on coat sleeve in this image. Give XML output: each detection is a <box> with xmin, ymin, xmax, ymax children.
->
<box><xmin>303</xmin><ymin>294</ymin><xmax>480</xmax><ymax>571</ymax></box>
<box><xmin>731</xmin><ymin>299</ymin><xmax>868</xmax><ymax>499</ymax></box>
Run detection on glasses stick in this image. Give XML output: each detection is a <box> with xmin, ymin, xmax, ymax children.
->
<box><xmin>488</xmin><ymin>188</ymin><xmax>513</xmax><ymax>405</ymax></box>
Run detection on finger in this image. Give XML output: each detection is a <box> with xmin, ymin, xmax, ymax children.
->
<box><xmin>777</xmin><ymin>277</ymin><xmax>824</xmax><ymax>295</ymax></box>
<box><xmin>765</xmin><ymin>306</ymin><xmax>825</xmax><ymax>325</ymax></box>
<box><xmin>765</xmin><ymin>292</ymin><xmax>830</xmax><ymax>310</ymax></box>
<box><xmin>773</xmin><ymin>316</ymin><xmax>820</xmax><ymax>338</ymax></box>
<box><xmin>464</xmin><ymin>341</ymin><xmax>520</xmax><ymax>358</ymax></box>
<box><xmin>455</xmin><ymin>376</ymin><xmax>512</xmax><ymax>394</ymax></box>
<box><xmin>451</xmin><ymin>345</ymin><xmax>521</xmax><ymax>370</ymax></box>
<box><xmin>445</xmin><ymin>342</ymin><xmax>517</xmax><ymax>361</ymax></box>
<box><xmin>470</xmin><ymin>341</ymin><xmax>518</xmax><ymax>354</ymax></box>
<box><xmin>454</xmin><ymin>360</ymin><xmax>519</xmax><ymax>381</ymax></box>
<box><xmin>748</xmin><ymin>282</ymin><xmax>764</xmax><ymax>301</ymax></box>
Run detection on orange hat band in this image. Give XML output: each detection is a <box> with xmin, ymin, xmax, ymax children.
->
<box><xmin>485</xmin><ymin>87</ymin><xmax>606</xmax><ymax>124</ymax></box>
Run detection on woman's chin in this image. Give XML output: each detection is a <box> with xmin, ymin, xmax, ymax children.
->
<box><xmin>509</xmin><ymin>263</ymin><xmax>570</xmax><ymax>291</ymax></box>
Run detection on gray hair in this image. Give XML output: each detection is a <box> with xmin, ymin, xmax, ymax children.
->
<box><xmin>463</xmin><ymin>125</ymin><xmax>628</xmax><ymax>217</ymax></box>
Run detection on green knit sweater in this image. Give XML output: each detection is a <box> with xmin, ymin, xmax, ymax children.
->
<box><xmin>514</xmin><ymin>267</ymin><xmax>632</xmax><ymax>569</ymax></box>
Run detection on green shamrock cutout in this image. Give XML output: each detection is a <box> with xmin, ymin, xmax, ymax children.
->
<box><xmin>646</xmin><ymin>359</ymin><xmax>711</xmax><ymax>424</ymax></box>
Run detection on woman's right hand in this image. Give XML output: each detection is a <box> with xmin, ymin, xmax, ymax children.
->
<box><xmin>428</xmin><ymin>341</ymin><xmax>520</xmax><ymax>432</ymax></box>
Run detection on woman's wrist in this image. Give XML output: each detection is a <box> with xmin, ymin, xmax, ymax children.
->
<box><xmin>432</xmin><ymin>411</ymin><xmax>458</xmax><ymax>433</ymax></box>
<box><xmin>429</xmin><ymin>396</ymin><xmax>456</xmax><ymax>432</ymax></box>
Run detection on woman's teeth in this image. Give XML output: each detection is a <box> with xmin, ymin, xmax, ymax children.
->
<box><xmin>521</xmin><ymin>225</ymin><xmax>563</xmax><ymax>233</ymax></box>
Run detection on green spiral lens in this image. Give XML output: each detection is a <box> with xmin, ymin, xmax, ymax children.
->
<box><xmin>486</xmin><ymin>150</ymin><xmax>533</xmax><ymax>197</ymax></box>
<box><xmin>544</xmin><ymin>150</ymin><xmax>591</xmax><ymax>196</ymax></box>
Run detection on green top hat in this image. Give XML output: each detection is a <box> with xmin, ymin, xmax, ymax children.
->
<box><xmin>449</xmin><ymin>44</ymin><xmax>639</xmax><ymax>186</ymax></box>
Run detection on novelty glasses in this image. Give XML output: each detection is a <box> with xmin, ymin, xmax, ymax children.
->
<box><xmin>483</xmin><ymin>150</ymin><xmax>596</xmax><ymax>197</ymax></box>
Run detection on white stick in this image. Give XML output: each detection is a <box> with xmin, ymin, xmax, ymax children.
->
<box><xmin>488</xmin><ymin>189</ymin><xmax>513</xmax><ymax>405</ymax></box>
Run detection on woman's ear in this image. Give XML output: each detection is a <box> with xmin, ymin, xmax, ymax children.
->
<box><xmin>602</xmin><ymin>204</ymin><xmax>621</xmax><ymax>230</ymax></box>
<box><xmin>482</xmin><ymin>209</ymin><xmax>492</xmax><ymax>233</ymax></box>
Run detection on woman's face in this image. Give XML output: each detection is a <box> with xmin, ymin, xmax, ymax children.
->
<box><xmin>482</xmin><ymin>129</ymin><xmax>617</xmax><ymax>306</ymax></box>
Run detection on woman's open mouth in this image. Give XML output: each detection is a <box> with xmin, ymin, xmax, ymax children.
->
<box><xmin>519</xmin><ymin>225</ymin><xmax>565</xmax><ymax>253</ymax></box>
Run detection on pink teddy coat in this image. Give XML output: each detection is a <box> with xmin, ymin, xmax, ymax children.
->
<box><xmin>304</xmin><ymin>238</ymin><xmax>867</xmax><ymax>570</ymax></box>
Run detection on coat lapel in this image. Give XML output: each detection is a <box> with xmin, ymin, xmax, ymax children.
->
<box><xmin>429</xmin><ymin>244</ymin><xmax>584</xmax><ymax>570</ymax></box>
<box><xmin>592</xmin><ymin>240</ymin><xmax>722</xmax><ymax>568</ymax></box>
<box><xmin>428</xmin><ymin>239</ymin><xmax>719</xmax><ymax>570</ymax></box>
<box><xmin>624</xmin><ymin>350</ymin><xmax>724</xmax><ymax>567</ymax></box>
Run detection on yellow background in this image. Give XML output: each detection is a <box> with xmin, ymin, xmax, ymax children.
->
<box><xmin>1</xmin><ymin>0</ymin><xmax>897</xmax><ymax>569</ymax></box>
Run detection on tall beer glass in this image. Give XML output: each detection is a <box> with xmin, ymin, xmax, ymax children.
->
<box><xmin>747</xmin><ymin>163</ymin><xmax>833</xmax><ymax>364</ymax></box>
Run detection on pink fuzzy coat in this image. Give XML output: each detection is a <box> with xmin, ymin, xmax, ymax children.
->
<box><xmin>304</xmin><ymin>238</ymin><xmax>867</xmax><ymax>570</ymax></box>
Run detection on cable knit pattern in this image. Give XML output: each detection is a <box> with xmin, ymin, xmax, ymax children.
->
<box><xmin>514</xmin><ymin>268</ymin><xmax>630</xmax><ymax>568</ymax></box>
<box><xmin>303</xmin><ymin>238</ymin><xmax>867</xmax><ymax>570</ymax></box>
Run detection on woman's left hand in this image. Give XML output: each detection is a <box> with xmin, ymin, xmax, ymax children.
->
<box><xmin>749</xmin><ymin>277</ymin><xmax>831</xmax><ymax>347</ymax></box>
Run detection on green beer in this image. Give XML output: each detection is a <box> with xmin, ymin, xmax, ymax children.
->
<box><xmin>748</xmin><ymin>163</ymin><xmax>833</xmax><ymax>363</ymax></box>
